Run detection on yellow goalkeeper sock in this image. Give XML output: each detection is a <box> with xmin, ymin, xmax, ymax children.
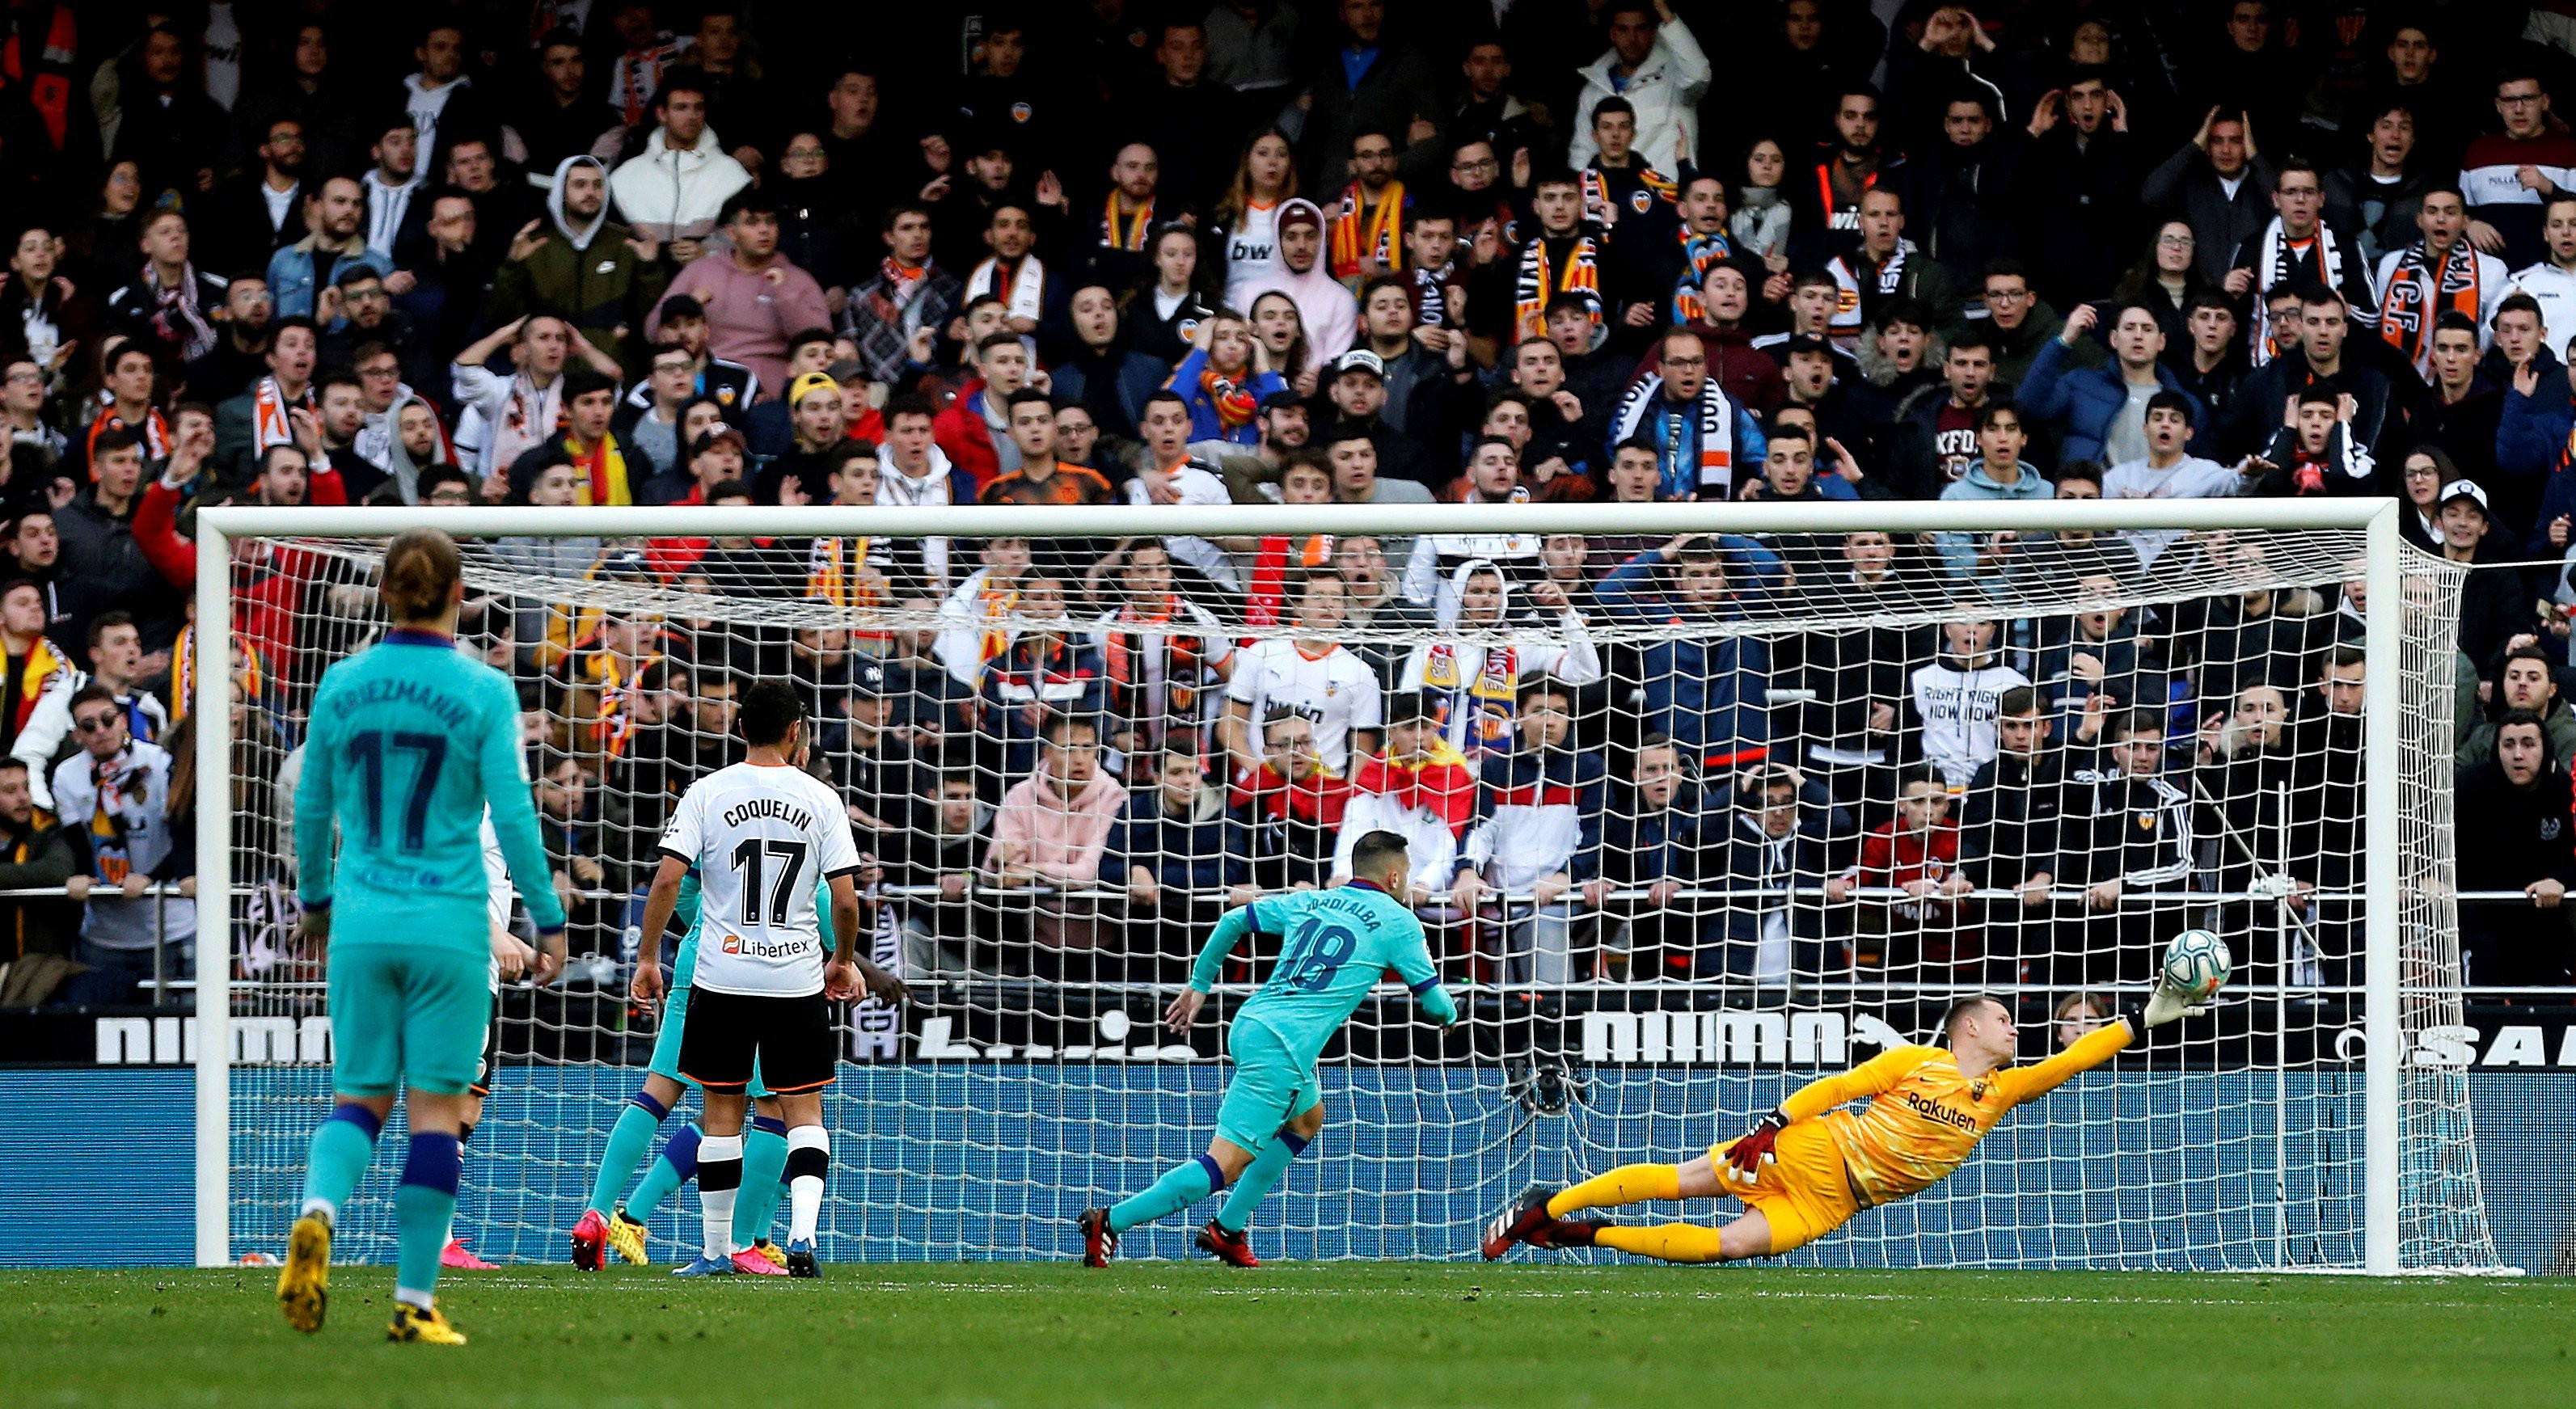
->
<box><xmin>1594</xmin><ymin>1223</ymin><xmax>1728</xmax><ymax>1263</ymax></box>
<box><xmin>1547</xmin><ymin>1163</ymin><xmax>1682</xmax><ymax>1218</ymax></box>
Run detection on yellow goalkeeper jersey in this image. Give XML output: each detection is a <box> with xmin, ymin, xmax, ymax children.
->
<box><xmin>1784</xmin><ymin>1019</ymin><xmax>2131</xmax><ymax>1209</ymax></box>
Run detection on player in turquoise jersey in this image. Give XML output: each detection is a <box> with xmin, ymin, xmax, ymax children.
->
<box><xmin>277</xmin><ymin>529</ymin><xmax>567</xmax><ymax>1346</ymax></box>
<box><xmin>1079</xmin><ymin>830</ymin><xmax>1459</xmax><ymax>1267</ymax></box>
<box><xmin>570</xmin><ymin>869</ymin><xmax>838</xmax><ymax>1275</ymax></box>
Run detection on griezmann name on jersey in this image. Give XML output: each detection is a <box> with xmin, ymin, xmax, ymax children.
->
<box><xmin>296</xmin><ymin>631</ymin><xmax>563</xmax><ymax>948</ymax></box>
<box><xmin>1201</xmin><ymin>883</ymin><xmax>1448</xmax><ymax>1069</ymax></box>
<box><xmin>658</xmin><ymin>761</ymin><xmax>863</xmax><ymax>998</ymax></box>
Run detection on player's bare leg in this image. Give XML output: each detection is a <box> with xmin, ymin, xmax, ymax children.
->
<box><xmin>1201</xmin><ymin>1101</ymin><xmax>1326</xmax><ymax>1268</ymax></box>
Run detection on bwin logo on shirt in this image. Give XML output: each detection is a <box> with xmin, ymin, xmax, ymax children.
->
<box><xmin>1231</xmin><ymin>239</ymin><xmax>1273</xmax><ymax>264</ymax></box>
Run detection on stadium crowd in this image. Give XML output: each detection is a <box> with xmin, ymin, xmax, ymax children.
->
<box><xmin>2</xmin><ymin>0</ymin><xmax>2576</xmax><ymax>1012</ymax></box>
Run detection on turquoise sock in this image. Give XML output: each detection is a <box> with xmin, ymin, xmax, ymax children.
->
<box><xmin>394</xmin><ymin>1133</ymin><xmax>462</xmax><ymax>1302</ymax></box>
<box><xmin>298</xmin><ymin>1103</ymin><xmax>382</xmax><ymax>1219</ymax></box>
<box><xmin>626</xmin><ymin>1122</ymin><xmax>699</xmax><ymax>1221</ymax></box>
<box><xmin>734</xmin><ymin>1120</ymin><xmax>791</xmax><ymax>1247</ymax></box>
<box><xmin>1217</xmin><ymin>1128</ymin><xmax>1309</xmax><ymax>1234</ymax></box>
<box><xmin>1108</xmin><ymin>1154</ymin><xmax>1223</xmax><ymax>1234</ymax></box>
<box><xmin>587</xmin><ymin>1093</ymin><xmax>669</xmax><ymax>1215</ymax></box>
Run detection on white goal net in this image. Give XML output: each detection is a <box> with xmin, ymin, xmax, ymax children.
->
<box><xmin>201</xmin><ymin>502</ymin><xmax>2506</xmax><ymax>1272</ymax></box>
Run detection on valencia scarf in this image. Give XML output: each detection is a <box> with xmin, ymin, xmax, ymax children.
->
<box><xmin>1199</xmin><ymin>363</ymin><xmax>1258</xmax><ymax>434</ymax></box>
<box><xmin>2376</xmin><ymin>239</ymin><xmax>2483</xmax><ymax>379</ymax></box>
<box><xmin>564</xmin><ymin>432</ymin><xmax>634</xmax><ymax>507</ymax></box>
<box><xmin>250</xmin><ymin>376</ymin><xmax>310</xmax><ymax>456</ymax></box>
<box><xmin>1101</xmin><ymin>193</ymin><xmax>1155</xmax><ymax>252</ymax></box>
<box><xmin>1329</xmin><ymin>180</ymin><xmax>1404</xmax><ymax>281</ymax></box>
<box><xmin>1418</xmin><ymin>640</ymin><xmax>1523</xmax><ymax>751</ymax></box>
<box><xmin>1670</xmin><ymin>225</ymin><xmax>1734</xmax><ymax>325</ymax></box>
<box><xmin>1101</xmin><ymin>597</ymin><xmax>1214</xmax><ymax>740</ymax></box>
<box><xmin>2250</xmin><ymin>219</ymin><xmax>2354</xmax><ymax>365</ymax></box>
<box><xmin>86</xmin><ymin>396</ymin><xmax>169</xmax><ymax>468</ymax></box>
<box><xmin>1513</xmin><ymin>234</ymin><xmax>1602</xmax><ymax>344</ymax></box>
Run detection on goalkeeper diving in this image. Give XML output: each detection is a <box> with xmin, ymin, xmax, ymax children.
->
<box><xmin>1482</xmin><ymin>982</ymin><xmax>2206</xmax><ymax>1263</ymax></box>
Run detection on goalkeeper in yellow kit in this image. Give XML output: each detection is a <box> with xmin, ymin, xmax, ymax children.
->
<box><xmin>1481</xmin><ymin>989</ymin><xmax>2197</xmax><ymax>1263</ymax></box>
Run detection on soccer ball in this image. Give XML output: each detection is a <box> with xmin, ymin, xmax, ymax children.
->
<box><xmin>2160</xmin><ymin>929</ymin><xmax>2232</xmax><ymax>1003</ymax></box>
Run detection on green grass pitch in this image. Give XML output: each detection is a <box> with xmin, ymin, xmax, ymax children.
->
<box><xmin>6</xmin><ymin>1263</ymin><xmax>2572</xmax><ymax>1407</ymax></box>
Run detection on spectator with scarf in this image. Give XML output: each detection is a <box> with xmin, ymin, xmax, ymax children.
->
<box><xmin>1448</xmin><ymin>677</ymin><xmax>1609</xmax><ymax>984</ymax></box>
<box><xmin>963</xmin><ymin>202</ymin><xmax>1051</xmax><ymax>341</ymax></box>
<box><xmin>1328</xmin><ymin>129</ymin><xmax>1408</xmax><ymax>293</ymax></box>
<box><xmin>104</xmin><ymin>210</ymin><xmax>225</xmax><ymax>368</ymax></box>
<box><xmin>1164</xmin><ymin>310</ymin><xmax>1287</xmax><ymax>448</ymax></box>
<box><xmin>1398</xmin><ymin>559</ymin><xmax>1603</xmax><ymax>759</ymax></box>
<box><xmin>451</xmin><ymin>314</ymin><xmax>609</xmax><ymax>489</ymax></box>
<box><xmin>1824</xmin><ymin>187</ymin><xmax>1960</xmax><ymax>342</ymax></box>
<box><xmin>1230</xmin><ymin>706</ymin><xmax>1353</xmax><ymax>895</ymax></box>
<box><xmin>1608</xmin><ymin>328</ymin><xmax>1766</xmax><ymax>500</ymax></box>
<box><xmin>842</xmin><ymin>203</ymin><xmax>962</xmax><ymax>390</ymax></box>
<box><xmin>211</xmin><ymin>318</ymin><xmax>318</xmax><ymax>487</ymax></box>
<box><xmin>1091</xmin><ymin>541</ymin><xmax>1235</xmax><ymax>766</ymax></box>
<box><xmin>1494</xmin><ymin>171</ymin><xmax>1604</xmax><ymax>352</ymax></box>
<box><xmin>506</xmin><ymin>369</ymin><xmax>635</xmax><ymax>508</ymax></box>
<box><xmin>2223</xmin><ymin>158</ymin><xmax>2375</xmax><ymax>365</ymax></box>
<box><xmin>2371</xmin><ymin>186</ymin><xmax>2504</xmax><ymax>384</ymax></box>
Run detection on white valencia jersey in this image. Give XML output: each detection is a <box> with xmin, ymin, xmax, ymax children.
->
<box><xmin>1227</xmin><ymin>639</ymin><xmax>1383</xmax><ymax>774</ymax></box>
<box><xmin>659</xmin><ymin>761</ymin><xmax>862</xmax><ymax>997</ymax></box>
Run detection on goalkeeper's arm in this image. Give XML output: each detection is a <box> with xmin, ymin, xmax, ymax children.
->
<box><xmin>1721</xmin><ymin>1046</ymin><xmax>1926</xmax><ymax>1180</ymax></box>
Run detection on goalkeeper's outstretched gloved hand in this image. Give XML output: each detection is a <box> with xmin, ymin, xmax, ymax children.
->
<box><xmin>2134</xmin><ymin>986</ymin><xmax>2207</xmax><ymax>1030</ymax></box>
<box><xmin>1722</xmin><ymin>1108</ymin><xmax>1790</xmax><ymax>1185</ymax></box>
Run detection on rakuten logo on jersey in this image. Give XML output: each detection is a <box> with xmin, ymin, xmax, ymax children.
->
<box><xmin>720</xmin><ymin>934</ymin><xmax>809</xmax><ymax>960</ymax></box>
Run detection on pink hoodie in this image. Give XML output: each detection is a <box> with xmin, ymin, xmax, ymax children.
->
<box><xmin>648</xmin><ymin>251</ymin><xmax>831</xmax><ymax>402</ymax></box>
<box><xmin>984</xmin><ymin>770</ymin><xmax>1129</xmax><ymax>884</ymax></box>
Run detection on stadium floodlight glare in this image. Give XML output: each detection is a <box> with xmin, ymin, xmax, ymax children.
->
<box><xmin>192</xmin><ymin>497</ymin><xmax>2506</xmax><ymax>1275</ymax></box>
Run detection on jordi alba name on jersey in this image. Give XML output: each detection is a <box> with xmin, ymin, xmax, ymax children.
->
<box><xmin>658</xmin><ymin>761</ymin><xmax>863</xmax><ymax>997</ymax></box>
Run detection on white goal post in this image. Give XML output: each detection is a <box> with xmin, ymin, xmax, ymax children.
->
<box><xmin>188</xmin><ymin>496</ymin><xmax>2499</xmax><ymax>1274</ymax></box>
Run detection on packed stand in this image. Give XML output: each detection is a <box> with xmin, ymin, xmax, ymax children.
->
<box><xmin>1</xmin><ymin>0</ymin><xmax>2573</xmax><ymax>1011</ymax></box>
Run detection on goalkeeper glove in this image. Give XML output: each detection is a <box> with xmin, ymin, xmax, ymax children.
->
<box><xmin>1722</xmin><ymin>1108</ymin><xmax>1790</xmax><ymax>1185</ymax></box>
<box><xmin>2129</xmin><ymin>987</ymin><xmax>2206</xmax><ymax>1031</ymax></box>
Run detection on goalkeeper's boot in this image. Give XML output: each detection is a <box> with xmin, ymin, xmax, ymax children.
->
<box><xmin>606</xmin><ymin>1207</ymin><xmax>652</xmax><ymax>1267</ymax></box>
<box><xmin>568</xmin><ymin>1208</ymin><xmax>609</xmax><ymax>1272</ymax></box>
<box><xmin>1195</xmin><ymin>1220</ymin><xmax>1260</xmax><ymax>1268</ymax></box>
<box><xmin>671</xmin><ymin>1255</ymin><xmax>737</xmax><ymax>1276</ymax></box>
<box><xmin>386</xmin><ymin>1301</ymin><xmax>468</xmax><ymax>1346</ymax></box>
<box><xmin>277</xmin><ymin>1211</ymin><xmax>332</xmax><ymax>1332</ymax></box>
<box><xmin>440</xmin><ymin>1238</ymin><xmax>498</xmax><ymax>1270</ymax></box>
<box><xmin>1078</xmin><ymin>1209</ymin><xmax>1117</xmax><ymax>1268</ymax></box>
<box><xmin>784</xmin><ymin>1238</ymin><xmax>820</xmax><ymax>1280</ymax></box>
<box><xmin>750</xmin><ymin>1238</ymin><xmax>786</xmax><ymax>1268</ymax></box>
<box><xmin>1479</xmin><ymin>1183</ymin><xmax>1560</xmax><ymax>1260</ymax></box>
<box><xmin>1543</xmin><ymin>1219</ymin><xmax>1607</xmax><ymax>1249</ymax></box>
<box><xmin>731</xmin><ymin>1248</ymin><xmax>787</xmax><ymax>1276</ymax></box>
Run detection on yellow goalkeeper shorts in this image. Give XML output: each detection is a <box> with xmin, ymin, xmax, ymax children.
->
<box><xmin>1709</xmin><ymin>1120</ymin><xmax>1860</xmax><ymax>1255</ymax></box>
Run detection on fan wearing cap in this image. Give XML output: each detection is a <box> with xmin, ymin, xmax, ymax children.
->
<box><xmin>742</xmin><ymin>328</ymin><xmax>846</xmax><ymax>461</ymax></box>
<box><xmin>2430</xmin><ymin>478</ymin><xmax>2538</xmax><ymax>669</ymax></box>
<box><xmin>1235</xmin><ymin>197</ymin><xmax>1359</xmax><ymax>367</ymax></box>
<box><xmin>1320</xmin><ymin>347</ymin><xmax>1433</xmax><ymax>487</ymax></box>
<box><xmin>505</xmin><ymin>366</ymin><xmax>635</xmax><ymax>507</ymax></box>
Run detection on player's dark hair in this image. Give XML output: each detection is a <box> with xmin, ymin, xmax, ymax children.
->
<box><xmin>380</xmin><ymin>527</ymin><xmax>462</xmax><ymax>623</ymax></box>
<box><xmin>1349</xmin><ymin>829</ymin><xmax>1411</xmax><ymax>879</ymax></box>
<box><xmin>735</xmin><ymin>677</ymin><xmax>806</xmax><ymax>749</ymax></box>
<box><xmin>1940</xmin><ymin>994</ymin><xmax>2008</xmax><ymax>1044</ymax></box>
